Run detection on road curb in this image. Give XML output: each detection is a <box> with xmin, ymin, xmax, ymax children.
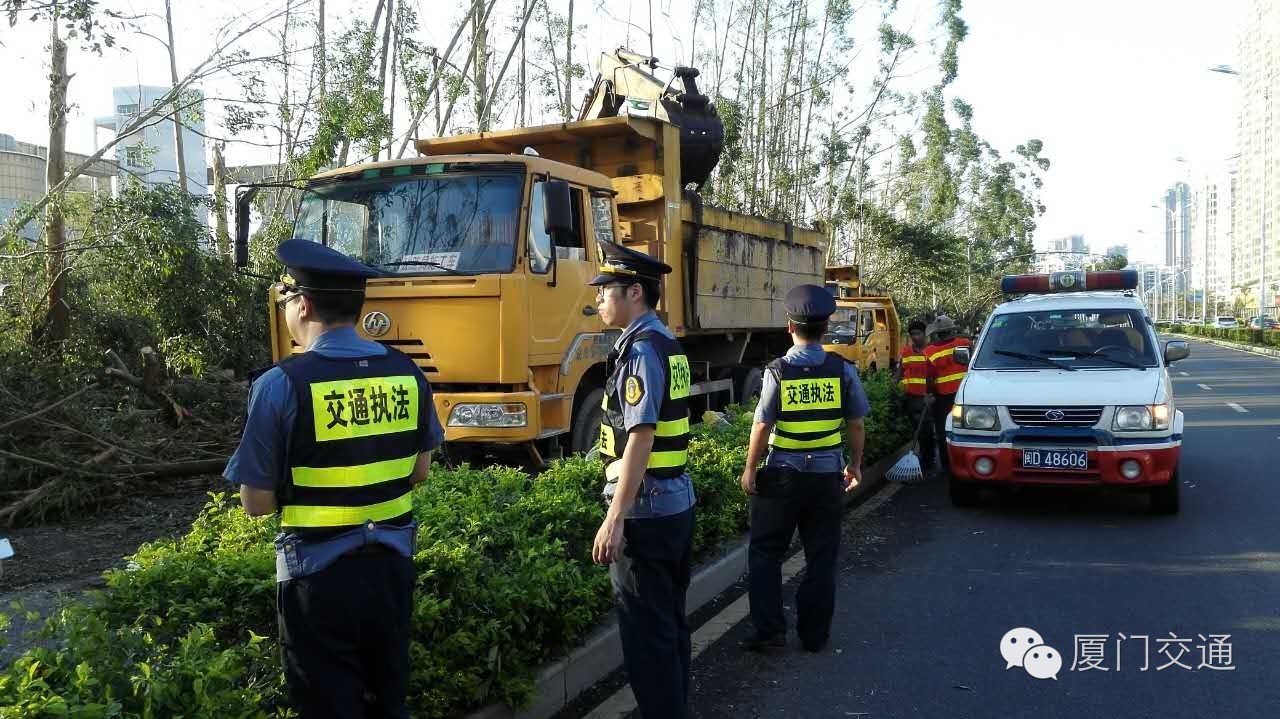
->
<box><xmin>465</xmin><ymin>442</ymin><xmax>911</xmax><ymax>719</ymax></box>
<box><xmin>1164</xmin><ymin>332</ymin><xmax>1280</xmax><ymax>360</ymax></box>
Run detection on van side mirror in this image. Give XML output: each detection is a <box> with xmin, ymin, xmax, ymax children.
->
<box><xmin>1164</xmin><ymin>340</ymin><xmax>1190</xmax><ymax>363</ymax></box>
<box><xmin>234</xmin><ymin>186</ymin><xmax>259</xmax><ymax>267</ymax></box>
<box><xmin>954</xmin><ymin>346</ymin><xmax>970</xmax><ymax>366</ymax></box>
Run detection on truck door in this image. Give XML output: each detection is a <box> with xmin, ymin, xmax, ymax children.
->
<box><xmin>527</xmin><ymin>179</ymin><xmax>599</xmax><ymax>366</ymax></box>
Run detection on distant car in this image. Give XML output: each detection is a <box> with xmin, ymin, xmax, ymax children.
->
<box><xmin>1247</xmin><ymin>316</ymin><xmax>1278</xmax><ymax>330</ymax></box>
<box><xmin>1214</xmin><ymin>316</ymin><xmax>1239</xmax><ymax>328</ymax></box>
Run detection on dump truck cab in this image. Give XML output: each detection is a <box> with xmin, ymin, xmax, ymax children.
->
<box><xmin>821</xmin><ymin>266</ymin><xmax>901</xmax><ymax>372</ymax></box>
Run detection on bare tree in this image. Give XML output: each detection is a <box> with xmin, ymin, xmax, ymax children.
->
<box><xmin>42</xmin><ymin>11</ymin><xmax>70</xmax><ymax>341</ymax></box>
<box><xmin>162</xmin><ymin>0</ymin><xmax>189</xmax><ymax>194</ymax></box>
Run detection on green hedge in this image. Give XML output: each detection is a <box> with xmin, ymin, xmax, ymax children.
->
<box><xmin>1161</xmin><ymin>322</ymin><xmax>1280</xmax><ymax>348</ymax></box>
<box><xmin>0</xmin><ymin>373</ymin><xmax>910</xmax><ymax>718</ymax></box>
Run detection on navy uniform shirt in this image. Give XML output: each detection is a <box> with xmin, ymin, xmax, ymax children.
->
<box><xmin>754</xmin><ymin>343</ymin><xmax>870</xmax><ymax>473</ymax></box>
<box><xmin>224</xmin><ymin>326</ymin><xmax>444</xmax><ymax>580</ymax></box>
<box><xmin>607</xmin><ymin>310</ymin><xmax>697</xmax><ymax>519</ymax></box>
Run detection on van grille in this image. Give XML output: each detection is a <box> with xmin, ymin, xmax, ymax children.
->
<box><xmin>1008</xmin><ymin>406</ymin><xmax>1103</xmax><ymax>427</ymax></box>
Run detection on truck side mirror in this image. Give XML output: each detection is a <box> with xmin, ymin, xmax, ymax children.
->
<box><xmin>234</xmin><ymin>186</ymin><xmax>259</xmax><ymax>268</ymax></box>
<box><xmin>542</xmin><ymin>179</ymin><xmax>573</xmax><ymax>236</ymax></box>
<box><xmin>954</xmin><ymin>346</ymin><xmax>970</xmax><ymax>366</ymax></box>
<box><xmin>1163</xmin><ymin>340</ymin><xmax>1190</xmax><ymax>363</ymax></box>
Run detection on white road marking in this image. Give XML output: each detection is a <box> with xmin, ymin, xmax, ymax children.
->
<box><xmin>582</xmin><ymin>481</ymin><xmax>905</xmax><ymax>719</ymax></box>
<box><xmin>1197</xmin><ymin>384</ymin><xmax>1212</xmax><ymax>391</ymax></box>
<box><xmin>1227</xmin><ymin>402</ymin><xmax>1249</xmax><ymax>413</ymax></box>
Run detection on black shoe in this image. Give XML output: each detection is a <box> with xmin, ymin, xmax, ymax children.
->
<box><xmin>742</xmin><ymin>633</ymin><xmax>786</xmax><ymax>653</ymax></box>
<box><xmin>800</xmin><ymin>637</ymin><xmax>829</xmax><ymax>652</ymax></box>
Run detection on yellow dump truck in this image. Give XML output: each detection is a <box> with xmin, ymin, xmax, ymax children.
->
<box><xmin>235</xmin><ymin>52</ymin><xmax>827</xmax><ymax>463</ymax></box>
<box><xmin>821</xmin><ymin>266</ymin><xmax>902</xmax><ymax>372</ymax></box>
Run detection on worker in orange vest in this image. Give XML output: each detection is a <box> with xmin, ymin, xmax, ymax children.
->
<box><xmin>924</xmin><ymin>316</ymin><xmax>970</xmax><ymax>478</ymax></box>
<box><xmin>894</xmin><ymin>319</ymin><xmax>934</xmax><ymax>474</ymax></box>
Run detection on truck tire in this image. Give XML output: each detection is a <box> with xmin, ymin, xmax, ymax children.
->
<box><xmin>570</xmin><ymin>388</ymin><xmax>605</xmax><ymax>455</ymax></box>
<box><xmin>735</xmin><ymin>366</ymin><xmax>764</xmax><ymax>404</ymax></box>
<box><xmin>1150</xmin><ymin>469</ymin><xmax>1180</xmax><ymax>514</ymax></box>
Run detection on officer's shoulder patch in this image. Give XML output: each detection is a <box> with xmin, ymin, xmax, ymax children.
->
<box><xmin>624</xmin><ymin>375</ymin><xmax>645</xmax><ymax>405</ymax></box>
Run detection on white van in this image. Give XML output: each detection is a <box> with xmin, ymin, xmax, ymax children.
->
<box><xmin>946</xmin><ymin>270</ymin><xmax>1189</xmax><ymax>513</ymax></box>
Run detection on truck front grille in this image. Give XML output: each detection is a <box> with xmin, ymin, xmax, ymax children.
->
<box><xmin>1008</xmin><ymin>406</ymin><xmax>1103</xmax><ymax>427</ymax></box>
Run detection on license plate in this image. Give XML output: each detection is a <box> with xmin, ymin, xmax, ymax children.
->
<box><xmin>1021</xmin><ymin>448</ymin><xmax>1089</xmax><ymax>470</ymax></box>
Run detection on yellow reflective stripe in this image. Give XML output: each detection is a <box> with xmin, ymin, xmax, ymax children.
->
<box><xmin>292</xmin><ymin>454</ymin><xmax>418</xmax><ymax>488</ymax></box>
<box><xmin>655</xmin><ymin>416</ymin><xmax>689</xmax><ymax>437</ymax></box>
<box><xmin>281</xmin><ymin>492</ymin><xmax>413</xmax><ymax>527</ymax></box>
<box><xmin>936</xmin><ymin>371</ymin><xmax>966</xmax><ymax>384</ymax></box>
<box><xmin>648</xmin><ymin>449</ymin><xmax>687</xmax><ymax>468</ymax></box>
<box><xmin>928</xmin><ymin>347</ymin><xmax>955</xmax><ymax>362</ymax></box>
<box><xmin>310</xmin><ymin>375</ymin><xmax>419</xmax><ymax>442</ymax></box>
<box><xmin>769</xmin><ymin>432</ymin><xmax>842</xmax><ymax>450</ymax></box>
<box><xmin>901</xmin><ymin>355</ymin><xmax>927</xmax><ymax>363</ymax></box>
<box><xmin>774</xmin><ymin>417</ymin><xmax>843</xmax><ymax>434</ymax></box>
<box><xmin>900</xmin><ymin>377</ymin><xmax>927</xmax><ymax>385</ymax></box>
<box><xmin>604</xmin><ymin>450</ymin><xmax>688</xmax><ymax>481</ymax></box>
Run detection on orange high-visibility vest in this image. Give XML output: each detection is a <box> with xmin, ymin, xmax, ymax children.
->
<box><xmin>899</xmin><ymin>347</ymin><xmax>929</xmax><ymax>396</ymax></box>
<box><xmin>926</xmin><ymin>337</ymin><xmax>970</xmax><ymax>396</ymax></box>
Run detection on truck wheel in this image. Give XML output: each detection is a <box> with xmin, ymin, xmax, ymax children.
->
<box><xmin>1150</xmin><ymin>470</ymin><xmax>1180</xmax><ymax>514</ymax></box>
<box><xmin>570</xmin><ymin>388</ymin><xmax>605</xmax><ymax>455</ymax></box>
<box><xmin>949</xmin><ymin>478</ymin><xmax>979</xmax><ymax>507</ymax></box>
<box><xmin>734</xmin><ymin>366</ymin><xmax>764</xmax><ymax>404</ymax></box>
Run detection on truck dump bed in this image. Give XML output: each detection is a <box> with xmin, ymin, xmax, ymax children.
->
<box><xmin>416</xmin><ymin>116</ymin><xmax>826</xmax><ymax>336</ymax></box>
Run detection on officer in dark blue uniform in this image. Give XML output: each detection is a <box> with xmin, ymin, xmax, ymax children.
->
<box><xmin>739</xmin><ymin>284</ymin><xmax>869</xmax><ymax>653</ymax></box>
<box><xmin>589</xmin><ymin>240</ymin><xmax>696</xmax><ymax>718</ymax></box>
<box><xmin>224</xmin><ymin>240</ymin><xmax>443</xmax><ymax>719</ymax></box>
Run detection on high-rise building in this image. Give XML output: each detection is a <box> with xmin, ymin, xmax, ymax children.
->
<box><xmin>1164</xmin><ymin>182</ymin><xmax>1192</xmax><ymax>269</ymax></box>
<box><xmin>1190</xmin><ymin>162</ymin><xmax>1237</xmax><ymax>315</ymax></box>
<box><xmin>93</xmin><ymin>86</ymin><xmax>207</xmax><ymax>199</ymax></box>
<box><xmin>1036</xmin><ymin>234</ymin><xmax>1089</xmax><ymax>273</ymax></box>
<box><xmin>1232</xmin><ymin>0</ymin><xmax>1279</xmax><ymax>311</ymax></box>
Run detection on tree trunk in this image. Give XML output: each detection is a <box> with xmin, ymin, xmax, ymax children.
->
<box><xmin>41</xmin><ymin>12</ymin><xmax>70</xmax><ymax>344</ymax></box>
<box><xmin>518</xmin><ymin>0</ymin><xmax>527</xmax><ymax>126</ymax></box>
<box><xmin>378</xmin><ymin>0</ymin><xmax>394</xmax><ymax>155</ymax></box>
<box><xmin>211</xmin><ymin>142</ymin><xmax>230</xmax><ymax>261</ymax></box>
<box><xmin>339</xmin><ymin>0</ymin><xmax>387</xmax><ymax>166</ymax></box>
<box><xmin>163</xmin><ymin>0</ymin><xmax>190</xmax><ymax>194</ymax></box>
<box><xmin>432</xmin><ymin>49</ymin><xmax>441</xmax><ymax>135</ymax></box>
<box><xmin>396</xmin><ymin>1</ymin><xmax>486</xmax><ymax>158</ymax></box>
<box><xmin>481</xmin><ymin>0</ymin><xmax>538</xmax><ymax>125</ymax></box>
<box><xmin>387</xmin><ymin>4</ymin><xmax>397</xmax><ymax>160</ymax></box>
<box><xmin>472</xmin><ymin>0</ymin><xmax>488</xmax><ymax>130</ymax></box>
<box><xmin>317</xmin><ymin>0</ymin><xmax>326</xmax><ymax>103</ymax></box>
<box><xmin>564</xmin><ymin>0</ymin><xmax>574</xmax><ymax>120</ymax></box>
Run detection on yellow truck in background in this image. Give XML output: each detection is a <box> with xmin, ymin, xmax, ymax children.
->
<box><xmin>821</xmin><ymin>265</ymin><xmax>902</xmax><ymax>372</ymax></box>
<box><xmin>235</xmin><ymin>51</ymin><xmax>827</xmax><ymax>464</ymax></box>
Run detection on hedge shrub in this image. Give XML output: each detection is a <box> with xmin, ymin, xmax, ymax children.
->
<box><xmin>0</xmin><ymin>375</ymin><xmax>910</xmax><ymax>718</ymax></box>
<box><xmin>1161</xmin><ymin>322</ymin><xmax>1280</xmax><ymax>348</ymax></box>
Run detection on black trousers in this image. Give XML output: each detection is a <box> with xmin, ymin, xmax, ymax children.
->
<box><xmin>905</xmin><ymin>395</ymin><xmax>936</xmax><ymax>471</ymax></box>
<box><xmin>278</xmin><ymin>549</ymin><xmax>416</xmax><ymax>719</ymax></box>
<box><xmin>931</xmin><ymin>393</ymin><xmax>956</xmax><ymax>475</ymax></box>
<box><xmin>748</xmin><ymin>469</ymin><xmax>843</xmax><ymax>646</ymax></box>
<box><xmin>610</xmin><ymin>507</ymin><xmax>695</xmax><ymax>719</ymax></box>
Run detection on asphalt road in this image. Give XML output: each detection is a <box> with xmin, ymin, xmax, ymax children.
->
<box><xmin>682</xmin><ymin>338</ymin><xmax>1280</xmax><ymax>719</ymax></box>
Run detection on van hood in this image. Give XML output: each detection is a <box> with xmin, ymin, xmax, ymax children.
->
<box><xmin>958</xmin><ymin>368</ymin><xmax>1163</xmax><ymax>406</ymax></box>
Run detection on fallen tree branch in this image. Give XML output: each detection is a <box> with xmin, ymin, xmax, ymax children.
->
<box><xmin>0</xmin><ymin>382</ymin><xmax>99</xmax><ymax>433</ymax></box>
<box><xmin>103</xmin><ymin>349</ymin><xmax>191</xmax><ymax>426</ymax></box>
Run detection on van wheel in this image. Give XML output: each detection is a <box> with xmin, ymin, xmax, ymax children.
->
<box><xmin>734</xmin><ymin>366</ymin><xmax>764</xmax><ymax>404</ymax></box>
<box><xmin>1150</xmin><ymin>470</ymin><xmax>1180</xmax><ymax>514</ymax></box>
<box><xmin>570</xmin><ymin>388</ymin><xmax>605</xmax><ymax>455</ymax></box>
<box><xmin>950</xmin><ymin>478</ymin><xmax>979</xmax><ymax>507</ymax></box>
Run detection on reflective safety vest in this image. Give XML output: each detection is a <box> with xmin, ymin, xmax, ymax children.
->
<box><xmin>599</xmin><ymin>329</ymin><xmax>691</xmax><ymax>483</ymax></box>
<box><xmin>767</xmin><ymin>353</ymin><xmax>847</xmax><ymax>452</ymax></box>
<box><xmin>899</xmin><ymin>347</ymin><xmax>929</xmax><ymax>396</ymax></box>
<box><xmin>926</xmin><ymin>337</ymin><xmax>970</xmax><ymax>396</ymax></box>
<box><xmin>276</xmin><ymin>349</ymin><xmax>422</xmax><ymax>540</ymax></box>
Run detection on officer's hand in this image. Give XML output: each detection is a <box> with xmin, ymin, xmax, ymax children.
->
<box><xmin>843</xmin><ymin>463</ymin><xmax>863</xmax><ymax>493</ymax></box>
<box><xmin>593</xmin><ymin>516</ymin><xmax>624</xmax><ymax>565</ymax></box>
<box><xmin>740</xmin><ymin>468</ymin><xmax>757</xmax><ymax>495</ymax></box>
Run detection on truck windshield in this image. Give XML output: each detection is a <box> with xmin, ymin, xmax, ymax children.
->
<box><xmin>293</xmin><ymin>171</ymin><xmax>523</xmax><ymax>275</ymax></box>
<box><xmin>974</xmin><ymin>308</ymin><xmax>1158</xmax><ymax>369</ymax></box>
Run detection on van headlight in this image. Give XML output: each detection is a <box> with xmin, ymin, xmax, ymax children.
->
<box><xmin>1113</xmin><ymin>403</ymin><xmax>1170</xmax><ymax>432</ymax></box>
<box><xmin>448</xmin><ymin>403</ymin><xmax>528</xmax><ymax>427</ymax></box>
<box><xmin>953</xmin><ymin>404</ymin><xmax>999</xmax><ymax>430</ymax></box>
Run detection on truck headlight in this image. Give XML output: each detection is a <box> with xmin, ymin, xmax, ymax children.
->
<box><xmin>448</xmin><ymin>403</ymin><xmax>528</xmax><ymax>428</ymax></box>
<box><xmin>954</xmin><ymin>404</ymin><xmax>999</xmax><ymax>430</ymax></box>
<box><xmin>1113</xmin><ymin>403</ymin><xmax>1169</xmax><ymax>431</ymax></box>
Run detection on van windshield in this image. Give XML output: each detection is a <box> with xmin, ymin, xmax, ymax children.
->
<box><xmin>974</xmin><ymin>308</ymin><xmax>1159</xmax><ymax>369</ymax></box>
<box><xmin>293</xmin><ymin>170</ymin><xmax>523</xmax><ymax>275</ymax></box>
